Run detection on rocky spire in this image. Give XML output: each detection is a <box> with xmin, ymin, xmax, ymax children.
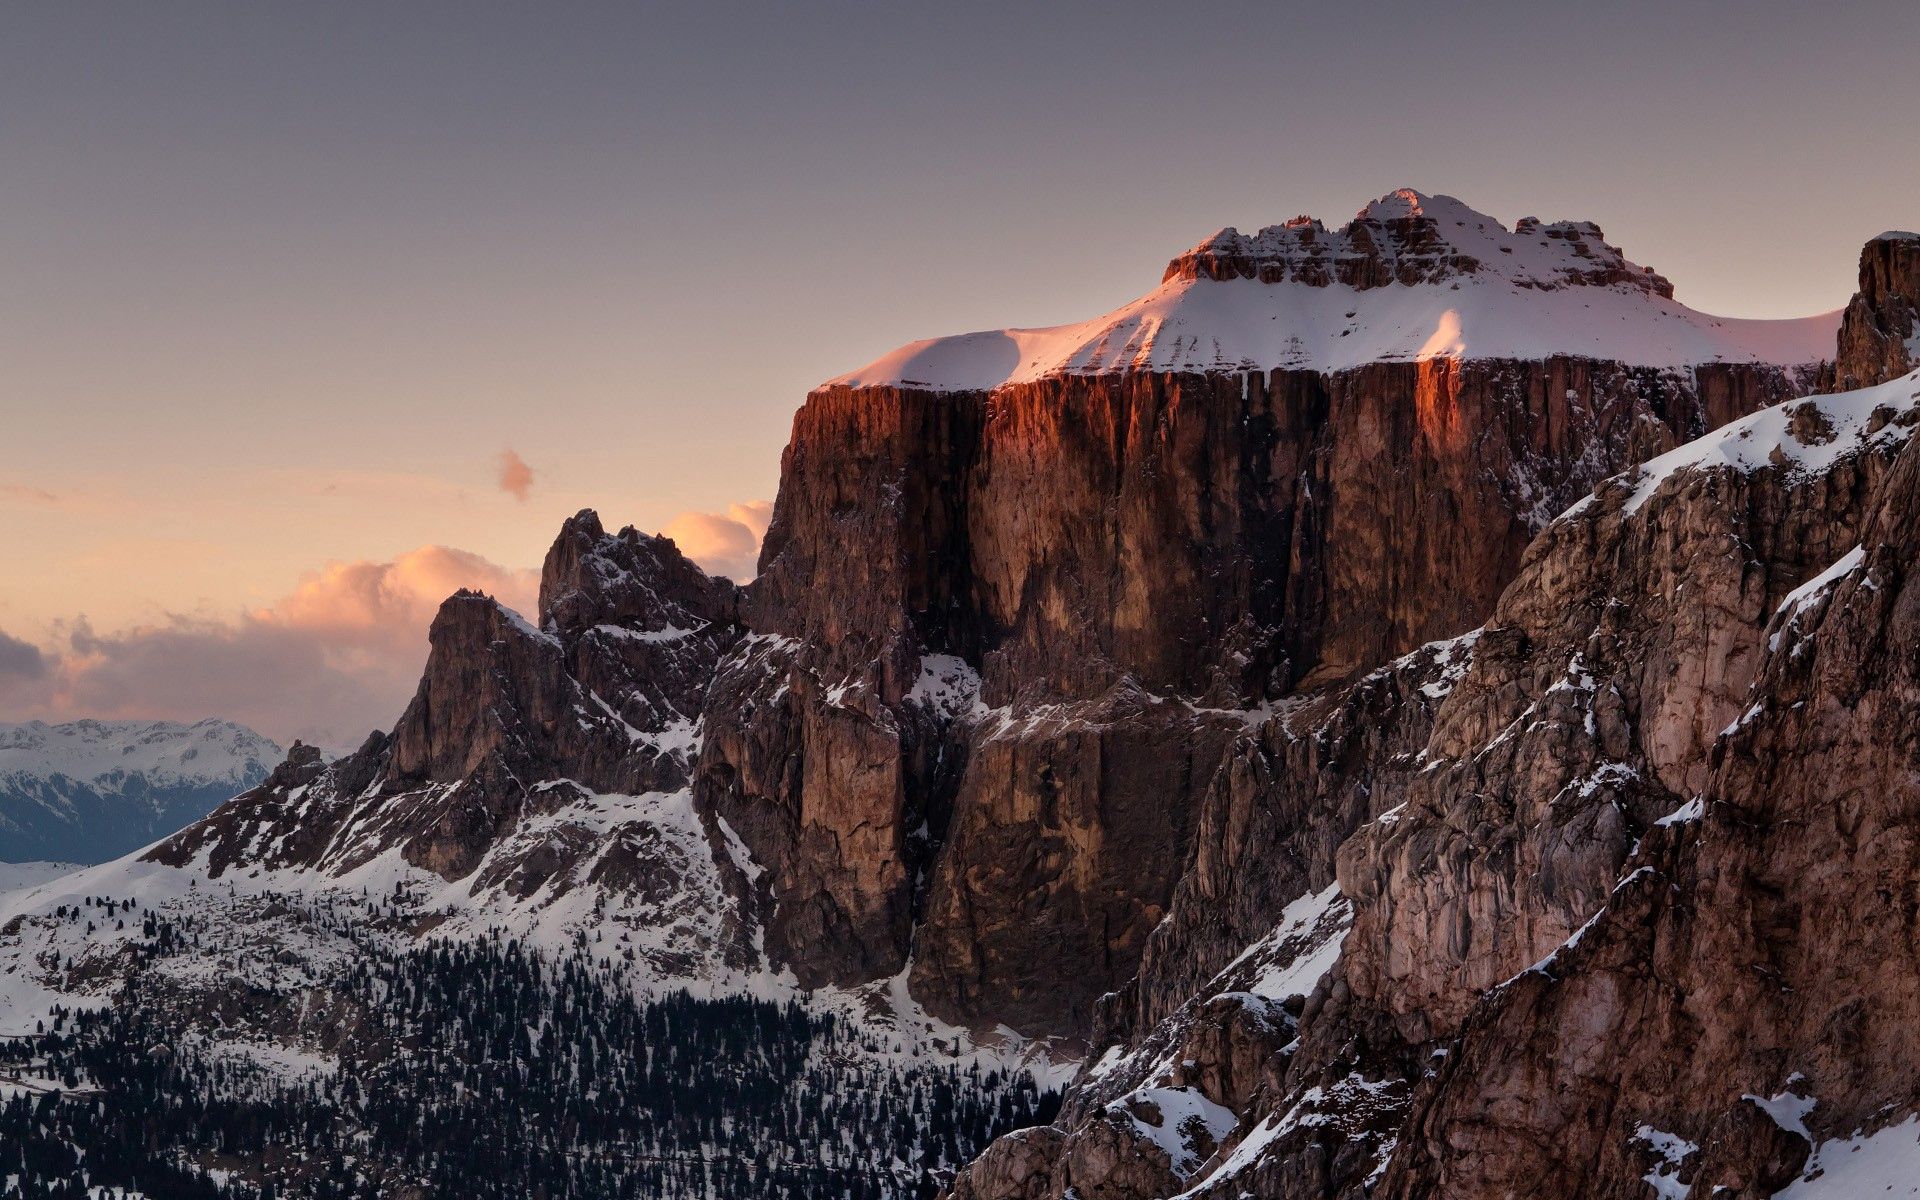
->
<box><xmin>1830</xmin><ymin>230</ymin><xmax>1920</xmax><ymax>390</ymax></box>
<box><xmin>538</xmin><ymin>507</ymin><xmax>739</xmax><ymax>635</ymax></box>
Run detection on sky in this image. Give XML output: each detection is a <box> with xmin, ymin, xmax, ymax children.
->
<box><xmin>3</xmin><ymin>0</ymin><xmax>1917</xmax><ymax>747</ymax></box>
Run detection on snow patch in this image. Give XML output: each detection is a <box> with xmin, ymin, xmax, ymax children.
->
<box><xmin>1777</xmin><ymin>546</ymin><xmax>1866</xmax><ymax>622</ymax></box>
<box><xmin>1776</xmin><ymin>1114</ymin><xmax>1920</xmax><ymax>1198</ymax></box>
<box><xmin>1745</xmin><ymin>1085</ymin><xmax>1817</xmax><ymax>1140</ymax></box>
<box><xmin>1416</xmin><ymin>629</ymin><xmax>1482</xmax><ymax>700</ymax></box>
<box><xmin>1656</xmin><ymin>797</ymin><xmax>1705</xmax><ymax>827</ymax></box>
<box><xmin>1223</xmin><ymin>884</ymin><xmax>1350</xmax><ymax>1002</ymax></box>
<box><xmin>1111</xmin><ymin>1086</ymin><xmax>1238</xmax><ymax>1178</ymax></box>
<box><xmin>1635</xmin><ymin>1124</ymin><xmax>1699</xmax><ymax>1200</ymax></box>
<box><xmin>907</xmin><ymin>654</ymin><xmax>986</xmax><ymax>721</ymax></box>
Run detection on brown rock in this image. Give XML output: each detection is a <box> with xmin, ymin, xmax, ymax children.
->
<box><xmin>150</xmin><ymin>511</ymin><xmax>743</xmax><ymax>895</ymax></box>
<box><xmin>948</xmin><ymin>1126</ymin><xmax>1066</xmax><ymax>1200</ymax></box>
<box><xmin>1336</xmin><ymin>389</ymin><xmax>1907</xmax><ymax>1042</ymax></box>
<box><xmin>1828</xmin><ymin>231</ymin><xmax>1920</xmax><ymax>391</ymax></box>
<box><xmin>702</xmin><ymin>354</ymin><xmax>1798</xmax><ymax>1036</ymax></box>
<box><xmin>1376</xmin><ymin>396</ymin><xmax>1920</xmax><ymax>1196</ymax></box>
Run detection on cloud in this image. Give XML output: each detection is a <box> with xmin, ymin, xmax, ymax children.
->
<box><xmin>0</xmin><ymin>546</ymin><xmax>538</xmax><ymax>752</ymax></box>
<box><xmin>496</xmin><ymin>449</ymin><xmax>535</xmax><ymax>502</ymax></box>
<box><xmin>0</xmin><ymin>483</ymin><xmax>60</xmax><ymax>505</ymax></box>
<box><xmin>259</xmin><ymin>545</ymin><xmax>538</xmax><ymax>643</ymax></box>
<box><xmin>0</xmin><ymin>630</ymin><xmax>47</xmax><ymax>680</ymax></box>
<box><xmin>660</xmin><ymin>500</ymin><xmax>773</xmax><ymax>581</ymax></box>
<box><xmin>0</xmin><ymin>511</ymin><xmax>767</xmax><ymax>750</ymax></box>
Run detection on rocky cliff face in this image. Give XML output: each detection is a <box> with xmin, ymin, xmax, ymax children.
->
<box><xmin>948</xmin><ymin>335</ymin><xmax>1916</xmax><ymax>1193</ymax></box>
<box><xmin>702</xmin><ymin>193</ymin><xmax>1824</xmax><ymax>1039</ymax></box>
<box><xmin>1381</xmin><ymin>369</ymin><xmax>1920</xmax><ymax>1199</ymax></box>
<box><xmin>1334</xmin><ymin>383</ymin><xmax>1914</xmax><ymax>1043</ymax></box>
<box><xmin>701</xmin><ymin>359</ymin><xmax>1800</xmax><ymax>1037</ymax></box>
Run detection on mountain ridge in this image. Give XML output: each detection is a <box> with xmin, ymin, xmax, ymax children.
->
<box><xmin>0</xmin><ymin>717</ymin><xmax>279</xmax><ymax>864</ymax></box>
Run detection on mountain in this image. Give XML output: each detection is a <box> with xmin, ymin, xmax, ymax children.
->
<box><xmin>0</xmin><ymin>718</ymin><xmax>280</xmax><ymax>863</ymax></box>
<box><xmin>720</xmin><ymin>189</ymin><xmax>1828</xmax><ymax>1039</ymax></box>
<box><xmin>0</xmin><ymin>518</ymin><xmax>1062</xmax><ymax>1198</ymax></box>
<box><xmin>939</xmin><ymin>227</ymin><xmax>1920</xmax><ymax>1197</ymax></box>
<box><xmin>956</xmin><ymin>365</ymin><xmax>1920</xmax><ymax>1200</ymax></box>
<box><xmin>832</xmin><ymin>190</ymin><xmax>1835</xmax><ymax>392</ymax></box>
<box><xmin>5</xmin><ymin>191</ymin><xmax>1917</xmax><ymax>1200</ymax></box>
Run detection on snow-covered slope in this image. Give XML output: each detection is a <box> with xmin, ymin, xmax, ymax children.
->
<box><xmin>0</xmin><ymin>828</ymin><xmax>1063</xmax><ymax>1198</ymax></box>
<box><xmin>0</xmin><ymin>861</ymin><xmax>77</xmax><ymax>900</ymax></box>
<box><xmin>1573</xmin><ymin>366</ymin><xmax>1920</xmax><ymax>518</ymax></box>
<box><xmin>828</xmin><ymin>190</ymin><xmax>1839</xmax><ymax>391</ymax></box>
<box><xmin>1775</xmin><ymin>1115</ymin><xmax>1920</xmax><ymax>1198</ymax></box>
<box><xmin>0</xmin><ymin>718</ymin><xmax>279</xmax><ymax>863</ymax></box>
<box><xmin>0</xmin><ymin>789</ymin><xmax>1053</xmax><ymax>1069</ymax></box>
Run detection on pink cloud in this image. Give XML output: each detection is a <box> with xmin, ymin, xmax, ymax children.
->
<box><xmin>496</xmin><ymin>449</ymin><xmax>535</xmax><ymax>502</ymax></box>
<box><xmin>660</xmin><ymin>500</ymin><xmax>773</xmax><ymax>581</ymax></box>
<box><xmin>261</xmin><ymin>545</ymin><xmax>537</xmax><ymax>643</ymax></box>
<box><xmin>0</xmin><ymin>513</ymin><xmax>770</xmax><ymax>750</ymax></box>
<box><xmin>0</xmin><ymin>483</ymin><xmax>61</xmax><ymax>505</ymax></box>
<box><xmin>0</xmin><ymin>546</ymin><xmax>538</xmax><ymax>751</ymax></box>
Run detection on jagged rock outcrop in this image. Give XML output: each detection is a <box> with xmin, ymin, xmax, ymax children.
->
<box><xmin>950</xmin><ymin>1127</ymin><xmax>1068</xmax><ymax>1200</ymax></box>
<box><xmin>1335</xmin><ymin>381</ymin><xmax>1919</xmax><ymax>1041</ymax></box>
<box><xmin>1164</xmin><ymin>371</ymin><xmax>1920</xmax><ymax>1200</ymax></box>
<box><xmin>152</xmin><ymin>513</ymin><xmax>743</xmax><ymax>902</ymax></box>
<box><xmin>1121</xmin><ymin>635</ymin><xmax>1474</xmax><ymax>1036</ymax></box>
<box><xmin>380</xmin><ymin>509</ymin><xmax>737</xmax><ymax>801</ymax></box>
<box><xmin>943</xmin><ymin>638</ymin><xmax>1462</xmax><ymax>1200</ymax></box>
<box><xmin>693</xmin><ymin>387</ymin><xmax>974</xmax><ymax>988</ymax></box>
<box><xmin>907</xmin><ymin>685</ymin><xmax>1248</xmax><ymax>1036</ymax></box>
<box><xmin>1165</xmin><ymin>190</ymin><xmax>1673</xmax><ymax>296</ymax></box>
<box><xmin>1828</xmin><ymin>230</ymin><xmax>1920</xmax><ymax>390</ymax></box>
<box><xmin>1377</xmin><ymin>370</ymin><xmax>1920</xmax><ymax>1198</ymax></box>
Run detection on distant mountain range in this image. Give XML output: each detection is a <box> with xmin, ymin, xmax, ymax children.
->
<box><xmin>0</xmin><ymin>718</ymin><xmax>280</xmax><ymax>863</ymax></box>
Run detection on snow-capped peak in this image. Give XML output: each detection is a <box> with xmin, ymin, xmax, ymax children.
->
<box><xmin>824</xmin><ymin>190</ymin><xmax>1840</xmax><ymax>393</ymax></box>
<box><xmin>1359</xmin><ymin>186</ymin><xmax>1433</xmax><ymax>222</ymax></box>
<box><xmin>1169</xmin><ymin>189</ymin><xmax>1671</xmax><ymax>296</ymax></box>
